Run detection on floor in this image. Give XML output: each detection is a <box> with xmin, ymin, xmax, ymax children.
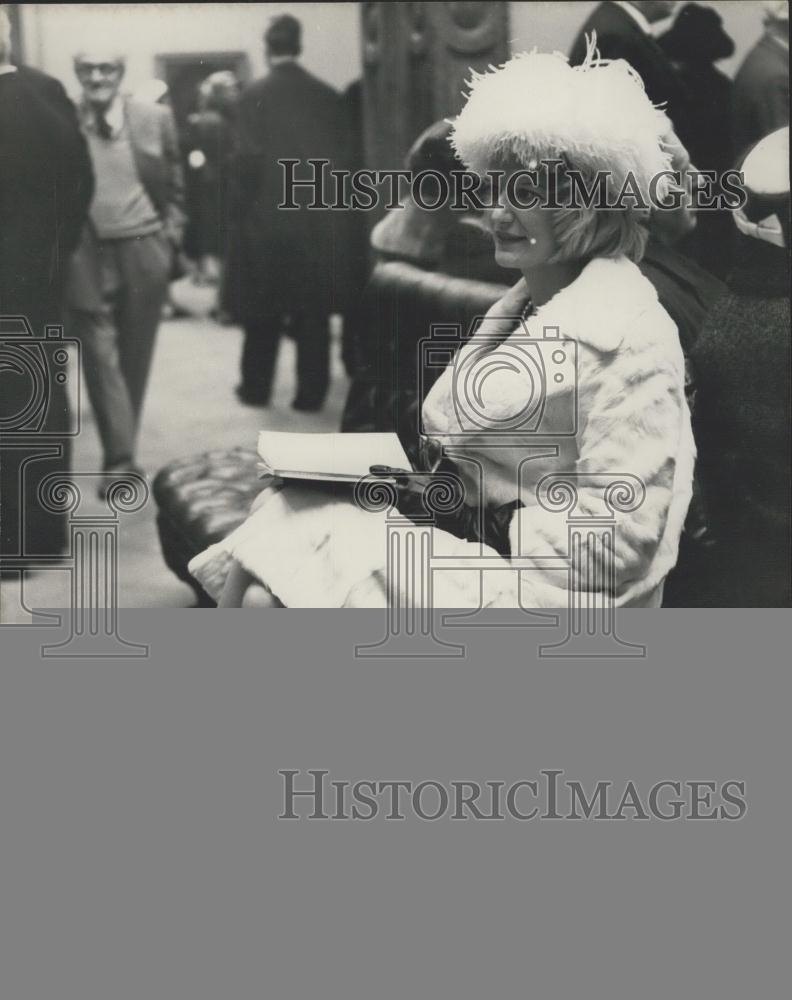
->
<box><xmin>0</xmin><ymin>282</ymin><xmax>349</xmax><ymax>621</ymax></box>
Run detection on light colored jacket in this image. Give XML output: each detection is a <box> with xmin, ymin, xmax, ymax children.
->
<box><xmin>66</xmin><ymin>96</ymin><xmax>185</xmax><ymax>310</ymax></box>
<box><xmin>190</xmin><ymin>256</ymin><xmax>695</xmax><ymax>608</ymax></box>
<box><xmin>421</xmin><ymin>255</ymin><xmax>696</xmax><ymax>607</ymax></box>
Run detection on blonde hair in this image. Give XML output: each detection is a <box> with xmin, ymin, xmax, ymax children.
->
<box><xmin>490</xmin><ymin>150</ymin><xmax>651</xmax><ymax>265</ymax></box>
<box><xmin>550</xmin><ymin>200</ymin><xmax>649</xmax><ymax>265</ymax></box>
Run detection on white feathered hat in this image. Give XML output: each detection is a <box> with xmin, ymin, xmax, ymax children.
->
<box><xmin>450</xmin><ymin>39</ymin><xmax>675</xmax><ymax>202</ymax></box>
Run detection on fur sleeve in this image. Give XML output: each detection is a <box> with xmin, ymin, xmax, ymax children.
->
<box><xmin>505</xmin><ymin>339</ymin><xmax>689</xmax><ymax>607</ymax></box>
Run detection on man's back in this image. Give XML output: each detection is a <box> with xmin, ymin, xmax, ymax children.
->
<box><xmin>226</xmin><ymin>60</ymin><xmax>349</xmax><ymax>321</ymax></box>
<box><xmin>238</xmin><ymin>61</ymin><xmax>345</xmax><ymax>162</ymax></box>
<box><xmin>0</xmin><ymin>64</ymin><xmax>93</xmax><ymax>558</ymax></box>
<box><xmin>691</xmin><ymin>237</ymin><xmax>791</xmax><ymax>605</ymax></box>
<box><xmin>569</xmin><ymin>2</ymin><xmax>691</xmax><ymax>145</ymax></box>
<box><xmin>0</xmin><ymin>64</ymin><xmax>93</xmax><ymax>312</ymax></box>
<box><xmin>733</xmin><ymin>32</ymin><xmax>789</xmax><ymax>156</ymax></box>
<box><xmin>571</xmin><ymin>4</ymin><xmax>644</xmax><ymax>64</ymax></box>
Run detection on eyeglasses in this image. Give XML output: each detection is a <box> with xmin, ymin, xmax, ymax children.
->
<box><xmin>76</xmin><ymin>62</ymin><xmax>122</xmax><ymax>76</ymax></box>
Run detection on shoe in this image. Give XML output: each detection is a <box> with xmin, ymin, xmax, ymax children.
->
<box><xmin>235</xmin><ymin>385</ymin><xmax>270</xmax><ymax>407</ymax></box>
<box><xmin>291</xmin><ymin>395</ymin><xmax>325</xmax><ymax>413</ymax></box>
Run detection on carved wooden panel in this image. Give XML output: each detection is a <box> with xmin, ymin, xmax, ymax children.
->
<box><xmin>429</xmin><ymin>2</ymin><xmax>510</xmax><ymax>120</ymax></box>
<box><xmin>361</xmin><ymin>1</ymin><xmax>509</xmax><ymax>187</ymax></box>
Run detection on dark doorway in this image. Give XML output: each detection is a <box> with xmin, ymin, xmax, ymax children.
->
<box><xmin>154</xmin><ymin>51</ymin><xmax>250</xmax><ymax>133</ymax></box>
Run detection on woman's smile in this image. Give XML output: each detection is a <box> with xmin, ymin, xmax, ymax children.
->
<box><xmin>494</xmin><ymin>230</ymin><xmax>528</xmax><ymax>244</ymax></box>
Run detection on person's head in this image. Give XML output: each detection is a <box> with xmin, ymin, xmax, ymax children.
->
<box><xmin>264</xmin><ymin>14</ymin><xmax>301</xmax><ymax>64</ymax></box>
<box><xmin>734</xmin><ymin>126</ymin><xmax>790</xmax><ymax>249</ymax></box>
<box><xmin>74</xmin><ymin>51</ymin><xmax>125</xmax><ymax>107</ymax></box>
<box><xmin>199</xmin><ymin>70</ymin><xmax>239</xmax><ymax>113</ymax></box>
<box><xmin>0</xmin><ymin>6</ymin><xmax>13</xmax><ymax>65</ymax></box>
<box><xmin>405</xmin><ymin>119</ymin><xmax>472</xmax><ymax>222</ymax></box>
<box><xmin>478</xmin><ymin>153</ymin><xmax>652</xmax><ymax>273</ymax></box>
<box><xmin>450</xmin><ymin>49</ymin><xmax>672</xmax><ymax>273</ymax></box>
<box><xmin>629</xmin><ymin>1</ymin><xmax>678</xmax><ymax>22</ymax></box>
<box><xmin>658</xmin><ymin>2</ymin><xmax>735</xmax><ymax>65</ymax></box>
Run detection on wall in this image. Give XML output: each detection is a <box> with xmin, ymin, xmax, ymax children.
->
<box><xmin>19</xmin><ymin>2</ymin><xmax>772</xmax><ymax>97</ymax></box>
<box><xmin>19</xmin><ymin>2</ymin><xmax>362</xmax><ymax>97</ymax></box>
<box><xmin>507</xmin><ymin>1</ymin><xmax>769</xmax><ymax>79</ymax></box>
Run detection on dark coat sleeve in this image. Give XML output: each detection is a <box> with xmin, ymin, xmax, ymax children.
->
<box><xmin>219</xmin><ymin>86</ymin><xmax>262</xmax><ymax>319</ymax></box>
<box><xmin>159</xmin><ymin>104</ymin><xmax>186</xmax><ymax>246</ymax></box>
<box><xmin>33</xmin><ymin>72</ymin><xmax>95</xmax><ymax>256</ymax></box>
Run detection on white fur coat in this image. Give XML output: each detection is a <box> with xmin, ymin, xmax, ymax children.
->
<box><xmin>190</xmin><ymin>257</ymin><xmax>695</xmax><ymax>608</ymax></box>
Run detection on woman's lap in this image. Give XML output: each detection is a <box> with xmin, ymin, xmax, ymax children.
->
<box><xmin>188</xmin><ymin>480</ymin><xmax>503</xmax><ymax>608</ymax></box>
<box><xmin>189</xmin><ymin>481</ymin><xmax>392</xmax><ymax>607</ymax></box>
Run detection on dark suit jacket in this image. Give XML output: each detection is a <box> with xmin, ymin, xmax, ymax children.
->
<box><xmin>67</xmin><ymin>96</ymin><xmax>185</xmax><ymax>310</ymax></box>
<box><xmin>689</xmin><ymin>237</ymin><xmax>791</xmax><ymax>606</ymax></box>
<box><xmin>0</xmin><ymin>66</ymin><xmax>94</xmax><ymax>557</ymax></box>
<box><xmin>225</xmin><ymin>61</ymin><xmax>350</xmax><ymax>321</ymax></box>
<box><xmin>733</xmin><ymin>33</ymin><xmax>790</xmax><ymax>157</ymax></box>
<box><xmin>0</xmin><ymin>65</ymin><xmax>94</xmax><ymax>324</ymax></box>
<box><xmin>569</xmin><ymin>2</ymin><xmax>693</xmax><ymax>150</ymax></box>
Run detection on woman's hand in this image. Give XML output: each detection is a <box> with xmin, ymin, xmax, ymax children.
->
<box><xmin>250</xmin><ymin>476</ymin><xmax>284</xmax><ymax>514</ymax></box>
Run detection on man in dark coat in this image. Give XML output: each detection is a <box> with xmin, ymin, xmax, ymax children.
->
<box><xmin>569</xmin><ymin>2</ymin><xmax>694</xmax><ymax>150</ymax></box>
<box><xmin>226</xmin><ymin>14</ymin><xmax>349</xmax><ymax>411</ymax></box>
<box><xmin>687</xmin><ymin>128</ymin><xmax>790</xmax><ymax>606</ymax></box>
<box><xmin>732</xmin><ymin>3</ymin><xmax>789</xmax><ymax>158</ymax></box>
<box><xmin>657</xmin><ymin>2</ymin><xmax>736</xmax><ymax>277</ymax></box>
<box><xmin>0</xmin><ymin>8</ymin><xmax>94</xmax><ymax>563</ymax></box>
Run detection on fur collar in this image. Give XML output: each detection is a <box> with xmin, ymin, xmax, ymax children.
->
<box><xmin>525</xmin><ymin>255</ymin><xmax>660</xmax><ymax>353</ymax></box>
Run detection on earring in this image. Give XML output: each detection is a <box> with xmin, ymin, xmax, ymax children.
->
<box><xmin>529</xmin><ymin>237</ymin><xmax>537</xmax><ymax>245</ymax></box>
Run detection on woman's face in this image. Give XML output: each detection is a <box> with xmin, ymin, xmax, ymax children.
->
<box><xmin>484</xmin><ymin>155</ymin><xmax>562</xmax><ymax>271</ymax></box>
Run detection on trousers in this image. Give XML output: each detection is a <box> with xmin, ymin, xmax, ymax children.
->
<box><xmin>240</xmin><ymin>306</ymin><xmax>329</xmax><ymax>406</ymax></box>
<box><xmin>68</xmin><ymin>232</ymin><xmax>170</xmax><ymax>467</ymax></box>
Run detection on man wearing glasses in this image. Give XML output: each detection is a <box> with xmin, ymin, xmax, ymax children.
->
<box><xmin>67</xmin><ymin>51</ymin><xmax>184</xmax><ymax>493</ymax></box>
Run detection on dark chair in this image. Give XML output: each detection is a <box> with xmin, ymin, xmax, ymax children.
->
<box><xmin>153</xmin><ymin>447</ymin><xmax>262</xmax><ymax>605</ymax></box>
<box><xmin>152</xmin><ymin>262</ymin><xmax>506</xmax><ymax>604</ymax></box>
<box><xmin>341</xmin><ymin>260</ymin><xmax>508</xmax><ymax>456</ymax></box>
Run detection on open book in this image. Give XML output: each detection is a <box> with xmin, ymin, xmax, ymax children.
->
<box><xmin>257</xmin><ymin>431</ymin><xmax>413</xmax><ymax>484</ymax></box>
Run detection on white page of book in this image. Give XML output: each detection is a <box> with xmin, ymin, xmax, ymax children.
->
<box><xmin>257</xmin><ymin>431</ymin><xmax>412</xmax><ymax>481</ymax></box>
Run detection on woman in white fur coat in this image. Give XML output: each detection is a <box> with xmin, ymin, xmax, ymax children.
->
<box><xmin>190</xmin><ymin>48</ymin><xmax>695</xmax><ymax>609</ymax></box>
